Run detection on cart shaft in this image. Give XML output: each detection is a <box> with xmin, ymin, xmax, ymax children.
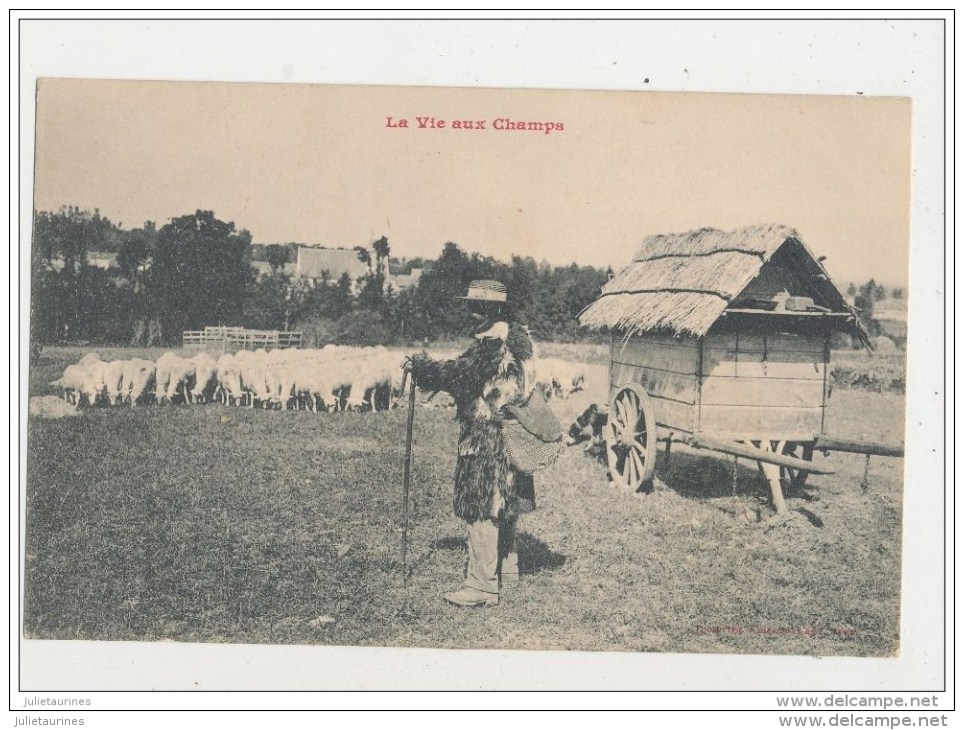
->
<box><xmin>688</xmin><ymin>433</ymin><xmax>834</xmax><ymax>474</ymax></box>
<box><xmin>815</xmin><ymin>435</ymin><xmax>904</xmax><ymax>458</ymax></box>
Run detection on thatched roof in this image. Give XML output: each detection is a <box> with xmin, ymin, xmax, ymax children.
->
<box><xmin>579</xmin><ymin>223</ymin><xmax>860</xmax><ymax>338</ymax></box>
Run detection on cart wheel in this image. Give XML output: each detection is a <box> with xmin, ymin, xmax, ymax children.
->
<box><xmin>778</xmin><ymin>441</ymin><xmax>816</xmax><ymax>492</ymax></box>
<box><xmin>606</xmin><ymin>384</ymin><xmax>658</xmax><ymax>490</ymax></box>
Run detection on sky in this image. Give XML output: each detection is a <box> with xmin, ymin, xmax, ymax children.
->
<box><xmin>34</xmin><ymin>78</ymin><xmax>911</xmax><ymax>287</ymax></box>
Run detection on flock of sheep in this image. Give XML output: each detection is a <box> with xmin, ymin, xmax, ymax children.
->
<box><xmin>50</xmin><ymin>347</ymin><xmax>586</xmax><ymax>412</ymax></box>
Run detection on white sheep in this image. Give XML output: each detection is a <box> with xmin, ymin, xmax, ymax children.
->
<box><xmin>49</xmin><ymin>357</ymin><xmax>106</xmax><ymax>407</ymax></box>
<box><xmin>216</xmin><ymin>352</ymin><xmax>244</xmax><ymax>406</ymax></box>
<box><xmin>154</xmin><ymin>351</ymin><xmax>179</xmax><ymax>405</ymax></box>
<box><xmin>237</xmin><ymin>348</ymin><xmax>271</xmax><ymax>408</ymax></box>
<box><xmin>122</xmin><ymin>358</ymin><xmax>156</xmax><ymax>406</ymax></box>
<box><xmin>319</xmin><ymin>354</ymin><xmax>359</xmax><ymax>411</ymax></box>
<box><xmin>536</xmin><ymin>357</ymin><xmax>586</xmax><ymax>399</ymax></box>
<box><xmin>102</xmin><ymin>359</ymin><xmax>128</xmax><ymax>406</ymax></box>
<box><xmin>293</xmin><ymin>365</ymin><xmax>334</xmax><ymax>412</ymax></box>
<box><xmin>276</xmin><ymin>356</ymin><xmax>324</xmax><ymax>410</ymax></box>
<box><xmin>50</xmin><ymin>364</ymin><xmax>89</xmax><ymax>405</ymax></box>
<box><xmin>190</xmin><ymin>352</ymin><xmax>218</xmax><ymax>404</ymax></box>
<box><xmin>264</xmin><ymin>348</ymin><xmax>297</xmax><ymax>407</ymax></box>
<box><xmin>165</xmin><ymin>355</ymin><xmax>197</xmax><ymax>404</ymax></box>
<box><xmin>76</xmin><ymin>352</ymin><xmax>103</xmax><ymax>367</ymax></box>
<box><xmin>344</xmin><ymin>350</ymin><xmax>400</xmax><ymax>411</ymax></box>
<box><xmin>81</xmin><ymin>358</ymin><xmax>109</xmax><ymax>406</ymax></box>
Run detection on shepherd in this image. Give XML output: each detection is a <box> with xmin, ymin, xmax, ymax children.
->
<box><xmin>406</xmin><ymin>280</ymin><xmax>561</xmax><ymax>607</ymax></box>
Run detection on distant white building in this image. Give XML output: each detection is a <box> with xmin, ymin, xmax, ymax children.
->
<box><xmin>45</xmin><ymin>250</ymin><xmax>118</xmax><ymax>272</ymax></box>
<box><xmin>392</xmin><ymin>267</ymin><xmax>423</xmax><ymax>290</ymax></box>
<box><xmin>88</xmin><ymin>251</ymin><xmax>118</xmax><ymax>269</ymax></box>
<box><xmin>251</xmin><ymin>260</ymin><xmax>296</xmax><ymax>279</ymax></box>
<box><xmin>253</xmin><ymin>243</ymin><xmax>397</xmax><ymax>295</ymax></box>
<box><xmin>295</xmin><ymin>246</ymin><xmax>370</xmax><ymax>288</ymax></box>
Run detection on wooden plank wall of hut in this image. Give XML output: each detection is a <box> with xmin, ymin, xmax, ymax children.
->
<box><xmin>698</xmin><ymin>329</ymin><xmax>827</xmax><ymax>440</ymax></box>
<box><xmin>610</xmin><ymin>334</ymin><xmax>699</xmax><ymax>433</ymax></box>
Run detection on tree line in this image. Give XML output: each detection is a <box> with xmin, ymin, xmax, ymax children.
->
<box><xmin>30</xmin><ymin>207</ymin><xmax>612</xmax><ymax>348</ymax></box>
<box><xmin>845</xmin><ymin>279</ymin><xmax>905</xmax><ymax>342</ymax></box>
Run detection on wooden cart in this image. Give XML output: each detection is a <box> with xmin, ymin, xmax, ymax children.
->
<box><xmin>579</xmin><ymin>224</ymin><xmax>904</xmax><ymax>512</ymax></box>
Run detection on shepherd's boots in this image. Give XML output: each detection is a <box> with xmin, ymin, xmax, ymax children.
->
<box><xmin>444</xmin><ymin>586</ymin><xmax>500</xmax><ymax>607</ymax></box>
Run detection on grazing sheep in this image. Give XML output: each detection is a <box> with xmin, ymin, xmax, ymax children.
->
<box><xmin>319</xmin><ymin>356</ymin><xmax>357</xmax><ymax>411</ymax></box>
<box><xmin>190</xmin><ymin>352</ymin><xmax>218</xmax><ymax>404</ymax></box>
<box><xmin>301</xmin><ymin>346</ymin><xmax>362</xmax><ymax>411</ymax></box>
<box><xmin>80</xmin><ymin>358</ymin><xmax>109</xmax><ymax>406</ymax></box>
<box><xmin>215</xmin><ymin>352</ymin><xmax>244</xmax><ymax>406</ymax></box>
<box><xmin>122</xmin><ymin>358</ymin><xmax>156</xmax><ymax>406</ymax></box>
<box><xmin>344</xmin><ymin>357</ymin><xmax>392</xmax><ymax>411</ymax></box>
<box><xmin>276</xmin><ymin>356</ymin><xmax>324</xmax><ymax>410</ymax></box>
<box><xmin>165</xmin><ymin>355</ymin><xmax>197</xmax><ymax>404</ymax></box>
<box><xmin>272</xmin><ymin>360</ymin><xmax>298</xmax><ymax>410</ymax></box>
<box><xmin>384</xmin><ymin>352</ymin><xmax>409</xmax><ymax>408</ymax></box>
<box><xmin>265</xmin><ymin>348</ymin><xmax>298</xmax><ymax>407</ymax></box>
<box><xmin>50</xmin><ymin>364</ymin><xmax>89</xmax><ymax>405</ymax></box>
<box><xmin>154</xmin><ymin>351</ymin><xmax>179</xmax><ymax>405</ymax></box>
<box><xmin>294</xmin><ymin>366</ymin><xmax>336</xmax><ymax>412</ymax></box>
<box><xmin>232</xmin><ymin>350</ymin><xmax>253</xmax><ymax>405</ymax></box>
<box><xmin>102</xmin><ymin>359</ymin><xmax>127</xmax><ymax>405</ymax></box>
<box><xmin>536</xmin><ymin>357</ymin><xmax>586</xmax><ymax>399</ymax></box>
<box><xmin>237</xmin><ymin>348</ymin><xmax>271</xmax><ymax>408</ymax></box>
<box><xmin>76</xmin><ymin>352</ymin><xmax>103</xmax><ymax>367</ymax></box>
<box><xmin>50</xmin><ymin>357</ymin><xmax>107</xmax><ymax>407</ymax></box>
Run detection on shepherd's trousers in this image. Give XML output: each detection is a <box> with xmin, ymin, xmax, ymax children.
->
<box><xmin>463</xmin><ymin>515</ymin><xmax>519</xmax><ymax>594</ymax></box>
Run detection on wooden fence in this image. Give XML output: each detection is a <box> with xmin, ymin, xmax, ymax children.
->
<box><xmin>183</xmin><ymin>326</ymin><xmax>303</xmax><ymax>352</ymax></box>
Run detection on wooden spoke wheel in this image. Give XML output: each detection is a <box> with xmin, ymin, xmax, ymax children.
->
<box><xmin>606</xmin><ymin>384</ymin><xmax>658</xmax><ymax>490</ymax></box>
<box><xmin>779</xmin><ymin>440</ymin><xmax>816</xmax><ymax>492</ymax></box>
<box><xmin>754</xmin><ymin>440</ymin><xmax>816</xmax><ymax>495</ymax></box>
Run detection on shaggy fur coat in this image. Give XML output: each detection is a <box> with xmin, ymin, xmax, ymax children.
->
<box><xmin>410</xmin><ymin>322</ymin><xmax>537</xmax><ymax>523</ymax></box>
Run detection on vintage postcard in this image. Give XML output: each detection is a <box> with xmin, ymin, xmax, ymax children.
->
<box><xmin>23</xmin><ymin>77</ymin><xmax>916</xmax><ymax>682</ymax></box>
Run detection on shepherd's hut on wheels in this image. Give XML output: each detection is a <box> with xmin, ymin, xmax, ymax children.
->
<box><xmin>577</xmin><ymin>223</ymin><xmax>897</xmax><ymax>514</ymax></box>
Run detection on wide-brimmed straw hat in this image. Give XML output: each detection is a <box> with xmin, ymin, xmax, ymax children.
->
<box><xmin>456</xmin><ymin>280</ymin><xmax>508</xmax><ymax>302</ymax></box>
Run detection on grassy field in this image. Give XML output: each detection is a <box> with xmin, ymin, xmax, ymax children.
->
<box><xmin>828</xmin><ymin>349</ymin><xmax>906</xmax><ymax>394</ymax></box>
<box><xmin>24</xmin><ymin>345</ymin><xmax>904</xmax><ymax>657</ymax></box>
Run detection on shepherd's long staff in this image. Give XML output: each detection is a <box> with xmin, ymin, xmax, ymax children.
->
<box><xmin>401</xmin><ymin>370</ymin><xmax>417</xmax><ymax>586</ymax></box>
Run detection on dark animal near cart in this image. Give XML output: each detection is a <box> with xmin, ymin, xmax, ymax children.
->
<box><xmin>578</xmin><ymin>224</ymin><xmax>903</xmax><ymax>512</ymax></box>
